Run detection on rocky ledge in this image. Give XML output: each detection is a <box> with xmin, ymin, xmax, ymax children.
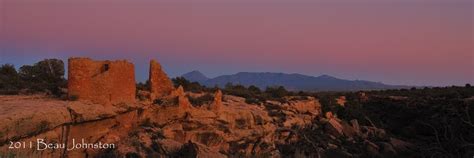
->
<box><xmin>0</xmin><ymin>92</ymin><xmax>413</xmax><ymax>157</ymax></box>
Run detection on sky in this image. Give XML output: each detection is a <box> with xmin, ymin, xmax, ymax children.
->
<box><xmin>0</xmin><ymin>0</ymin><xmax>473</xmax><ymax>86</ymax></box>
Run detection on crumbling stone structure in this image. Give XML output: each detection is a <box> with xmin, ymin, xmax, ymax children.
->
<box><xmin>149</xmin><ymin>59</ymin><xmax>174</xmax><ymax>100</ymax></box>
<box><xmin>68</xmin><ymin>58</ymin><xmax>136</xmax><ymax>105</ymax></box>
<box><xmin>210</xmin><ymin>90</ymin><xmax>223</xmax><ymax>111</ymax></box>
<box><xmin>170</xmin><ymin>86</ymin><xmax>192</xmax><ymax>109</ymax></box>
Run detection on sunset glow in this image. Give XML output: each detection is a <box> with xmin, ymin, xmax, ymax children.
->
<box><xmin>1</xmin><ymin>0</ymin><xmax>472</xmax><ymax>86</ymax></box>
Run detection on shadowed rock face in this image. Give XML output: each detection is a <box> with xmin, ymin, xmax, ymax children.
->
<box><xmin>149</xmin><ymin>59</ymin><xmax>174</xmax><ymax>100</ymax></box>
<box><xmin>68</xmin><ymin>58</ymin><xmax>136</xmax><ymax>105</ymax></box>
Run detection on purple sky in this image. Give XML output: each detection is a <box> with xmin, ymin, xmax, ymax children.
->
<box><xmin>0</xmin><ymin>0</ymin><xmax>473</xmax><ymax>86</ymax></box>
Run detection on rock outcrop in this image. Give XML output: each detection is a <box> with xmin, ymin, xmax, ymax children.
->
<box><xmin>169</xmin><ymin>86</ymin><xmax>192</xmax><ymax>109</ymax></box>
<box><xmin>336</xmin><ymin>96</ymin><xmax>346</xmax><ymax>106</ymax></box>
<box><xmin>3</xmin><ymin>58</ymin><xmax>416</xmax><ymax>157</ymax></box>
<box><xmin>68</xmin><ymin>58</ymin><xmax>136</xmax><ymax>105</ymax></box>
<box><xmin>0</xmin><ymin>95</ymin><xmax>141</xmax><ymax>158</ymax></box>
<box><xmin>0</xmin><ymin>91</ymin><xmax>414</xmax><ymax>158</ymax></box>
<box><xmin>149</xmin><ymin>59</ymin><xmax>174</xmax><ymax>100</ymax></box>
<box><xmin>209</xmin><ymin>90</ymin><xmax>222</xmax><ymax>111</ymax></box>
<box><xmin>0</xmin><ymin>93</ymin><xmax>325</xmax><ymax>157</ymax></box>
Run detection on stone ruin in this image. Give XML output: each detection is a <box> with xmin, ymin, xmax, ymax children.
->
<box><xmin>149</xmin><ymin>59</ymin><xmax>174</xmax><ymax>100</ymax></box>
<box><xmin>68</xmin><ymin>58</ymin><xmax>136</xmax><ymax>105</ymax></box>
<box><xmin>68</xmin><ymin>58</ymin><xmax>223</xmax><ymax>107</ymax></box>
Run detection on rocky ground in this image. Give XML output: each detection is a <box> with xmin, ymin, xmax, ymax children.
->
<box><xmin>0</xmin><ymin>89</ymin><xmax>414</xmax><ymax>157</ymax></box>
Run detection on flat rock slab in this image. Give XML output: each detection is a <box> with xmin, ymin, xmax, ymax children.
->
<box><xmin>0</xmin><ymin>95</ymin><xmax>138</xmax><ymax>144</ymax></box>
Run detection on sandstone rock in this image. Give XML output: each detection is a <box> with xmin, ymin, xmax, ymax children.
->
<box><xmin>350</xmin><ymin>119</ymin><xmax>360</xmax><ymax>134</ymax></box>
<box><xmin>169</xmin><ymin>86</ymin><xmax>192</xmax><ymax>109</ymax></box>
<box><xmin>364</xmin><ymin>140</ymin><xmax>380</xmax><ymax>157</ymax></box>
<box><xmin>0</xmin><ymin>96</ymin><xmax>140</xmax><ymax>158</ymax></box>
<box><xmin>137</xmin><ymin>90</ymin><xmax>151</xmax><ymax>101</ymax></box>
<box><xmin>389</xmin><ymin>138</ymin><xmax>413</xmax><ymax>152</ymax></box>
<box><xmin>336</xmin><ymin>96</ymin><xmax>346</xmax><ymax>106</ymax></box>
<box><xmin>0</xmin><ymin>95</ymin><xmax>140</xmax><ymax>148</ymax></box>
<box><xmin>361</xmin><ymin>126</ymin><xmax>387</xmax><ymax>139</ymax></box>
<box><xmin>149</xmin><ymin>59</ymin><xmax>174</xmax><ymax>100</ymax></box>
<box><xmin>327</xmin><ymin>143</ymin><xmax>338</xmax><ymax>149</ymax></box>
<box><xmin>359</xmin><ymin>92</ymin><xmax>368</xmax><ymax>102</ymax></box>
<box><xmin>286</xmin><ymin>98</ymin><xmax>322</xmax><ymax>115</ymax></box>
<box><xmin>210</xmin><ymin>89</ymin><xmax>223</xmax><ymax>111</ymax></box>
<box><xmin>157</xmin><ymin>139</ymin><xmax>183</xmax><ymax>153</ymax></box>
<box><xmin>175</xmin><ymin>141</ymin><xmax>227</xmax><ymax>158</ymax></box>
<box><xmin>378</xmin><ymin>142</ymin><xmax>397</xmax><ymax>156</ymax></box>
<box><xmin>325</xmin><ymin>112</ymin><xmax>334</xmax><ymax>119</ymax></box>
<box><xmin>326</xmin><ymin>118</ymin><xmax>344</xmax><ymax>136</ymax></box>
<box><xmin>341</xmin><ymin>121</ymin><xmax>357</xmax><ymax>138</ymax></box>
<box><xmin>68</xmin><ymin>58</ymin><xmax>136</xmax><ymax>106</ymax></box>
<box><xmin>1</xmin><ymin>90</ymin><xmax>325</xmax><ymax>157</ymax></box>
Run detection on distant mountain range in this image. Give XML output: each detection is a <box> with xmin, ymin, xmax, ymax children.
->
<box><xmin>181</xmin><ymin>71</ymin><xmax>409</xmax><ymax>91</ymax></box>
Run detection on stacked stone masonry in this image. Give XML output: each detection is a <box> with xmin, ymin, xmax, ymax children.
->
<box><xmin>149</xmin><ymin>59</ymin><xmax>174</xmax><ymax>100</ymax></box>
<box><xmin>68</xmin><ymin>58</ymin><xmax>136</xmax><ymax>105</ymax></box>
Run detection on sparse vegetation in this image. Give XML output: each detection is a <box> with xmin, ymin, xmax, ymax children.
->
<box><xmin>69</xmin><ymin>95</ymin><xmax>79</xmax><ymax>101</ymax></box>
<box><xmin>187</xmin><ymin>93</ymin><xmax>214</xmax><ymax>106</ymax></box>
<box><xmin>298</xmin><ymin>86</ymin><xmax>474</xmax><ymax>157</ymax></box>
<box><xmin>0</xmin><ymin>59</ymin><xmax>67</xmax><ymax>96</ymax></box>
<box><xmin>172</xmin><ymin>77</ymin><xmax>209</xmax><ymax>92</ymax></box>
<box><xmin>136</xmin><ymin>80</ymin><xmax>150</xmax><ymax>91</ymax></box>
<box><xmin>0</xmin><ymin>64</ymin><xmax>21</xmax><ymax>95</ymax></box>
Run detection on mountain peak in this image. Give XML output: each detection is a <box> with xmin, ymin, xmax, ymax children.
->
<box><xmin>181</xmin><ymin>70</ymin><xmax>209</xmax><ymax>82</ymax></box>
<box><xmin>318</xmin><ymin>74</ymin><xmax>337</xmax><ymax>79</ymax></box>
<box><xmin>197</xmin><ymin>72</ymin><xmax>402</xmax><ymax>91</ymax></box>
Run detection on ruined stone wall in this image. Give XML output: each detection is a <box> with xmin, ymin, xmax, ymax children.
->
<box><xmin>68</xmin><ymin>58</ymin><xmax>136</xmax><ymax>105</ymax></box>
<box><xmin>149</xmin><ymin>59</ymin><xmax>174</xmax><ymax>100</ymax></box>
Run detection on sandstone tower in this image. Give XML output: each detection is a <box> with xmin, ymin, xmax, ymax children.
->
<box><xmin>210</xmin><ymin>90</ymin><xmax>223</xmax><ymax>111</ymax></box>
<box><xmin>149</xmin><ymin>59</ymin><xmax>174</xmax><ymax>100</ymax></box>
<box><xmin>68</xmin><ymin>58</ymin><xmax>136</xmax><ymax>105</ymax></box>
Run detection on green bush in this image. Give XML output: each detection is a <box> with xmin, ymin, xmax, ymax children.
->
<box><xmin>172</xmin><ymin>77</ymin><xmax>207</xmax><ymax>92</ymax></box>
<box><xmin>0</xmin><ymin>64</ymin><xmax>21</xmax><ymax>95</ymax></box>
<box><xmin>0</xmin><ymin>59</ymin><xmax>67</xmax><ymax>96</ymax></box>
<box><xmin>265</xmin><ymin>86</ymin><xmax>289</xmax><ymax>98</ymax></box>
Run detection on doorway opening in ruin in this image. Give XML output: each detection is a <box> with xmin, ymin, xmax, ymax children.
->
<box><xmin>104</xmin><ymin>64</ymin><xmax>110</xmax><ymax>71</ymax></box>
<box><xmin>102</xmin><ymin>64</ymin><xmax>110</xmax><ymax>72</ymax></box>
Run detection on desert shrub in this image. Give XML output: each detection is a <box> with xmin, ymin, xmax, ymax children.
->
<box><xmin>235</xmin><ymin>119</ymin><xmax>247</xmax><ymax>129</ymax></box>
<box><xmin>153</xmin><ymin>99</ymin><xmax>163</xmax><ymax>105</ymax></box>
<box><xmin>245</xmin><ymin>97</ymin><xmax>261</xmax><ymax>104</ymax></box>
<box><xmin>95</xmin><ymin>148</ymin><xmax>120</xmax><ymax>158</ymax></box>
<box><xmin>171</xmin><ymin>141</ymin><xmax>199</xmax><ymax>158</ymax></box>
<box><xmin>125</xmin><ymin>152</ymin><xmax>140</xmax><ymax>158</ymax></box>
<box><xmin>16</xmin><ymin>59</ymin><xmax>66</xmax><ymax>96</ymax></box>
<box><xmin>248</xmin><ymin>85</ymin><xmax>262</xmax><ymax>94</ymax></box>
<box><xmin>224</xmin><ymin>83</ymin><xmax>253</xmax><ymax>98</ymax></box>
<box><xmin>172</xmin><ymin>77</ymin><xmax>207</xmax><ymax>92</ymax></box>
<box><xmin>160</xmin><ymin>97</ymin><xmax>179</xmax><ymax>106</ymax></box>
<box><xmin>265</xmin><ymin>86</ymin><xmax>290</xmax><ymax>98</ymax></box>
<box><xmin>313</xmin><ymin>86</ymin><xmax>474</xmax><ymax>157</ymax></box>
<box><xmin>136</xmin><ymin>80</ymin><xmax>150</xmax><ymax>91</ymax></box>
<box><xmin>187</xmin><ymin>93</ymin><xmax>214</xmax><ymax>106</ymax></box>
<box><xmin>69</xmin><ymin>95</ymin><xmax>79</xmax><ymax>101</ymax></box>
<box><xmin>0</xmin><ymin>64</ymin><xmax>21</xmax><ymax>95</ymax></box>
<box><xmin>224</xmin><ymin>83</ymin><xmax>271</xmax><ymax>103</ymax></box>
<box><xmin>197</xmin><ymin>132</ymin><xmax>224</xmax><ymax>146</ymax></box>
<box><xmin>140</xmin><ymin>118</ymin><xmax>154</xmax><ymax>127</ymax></box>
